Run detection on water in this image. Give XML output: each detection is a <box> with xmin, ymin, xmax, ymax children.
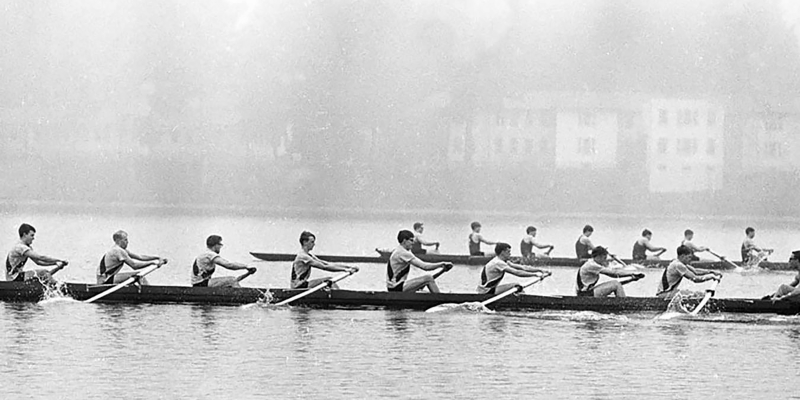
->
<box><xmin>1</xmin><ymin>209</ymin><xmax>798</xmax><ymax>399</ymax></box>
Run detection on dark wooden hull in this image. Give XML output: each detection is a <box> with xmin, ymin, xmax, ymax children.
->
<box><xmin>1</xmin><ymin>281</ymin><xmax>798</xmax><ymax>315</ymax></box>
<box><xmin>250</xmin><ymin>251</ymin><xmax>791</xmax><ymax>271</ymax></box>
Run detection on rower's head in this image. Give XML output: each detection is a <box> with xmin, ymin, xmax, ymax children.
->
<box><xmin>684</xmin><ymin>229</ymin><xmax>694</xmax><ymax>240</ymax></box>
<box><xmin>413</xmin><ymin>222</ymin><xmax>424</xmax><ymax>233</ymax></box>
<box><xmin>397</xmin><ymin>230</ymin><xmax>415</xmax><ymax>250</ymax></box>
<box><xmin>18</xmin><ymin>223</ymin><xmax>35</xmax><ymax>244</ymax></box>
<box><xmin>676</xmin><ymin>245</ymin><xmax>693</xmax><ymax>263</ymax></box>
<box><xmin>300</xmin><ymin>231</ymin><xmax>316</xmax><ymax>250</ymax></box>
<box><xmin>590</xmin><ymin>246</ymin><xmax>608</xmax><ymax>263</ymax></box>
<box><xmin>471</xmin><ymin>221</ymin><xmax>482</xmax><ymax>232</ymax></box>
<box><xmin>642</xmin><ymin>229</ymin><xmax>652</xmax><ymax>239</ymax></box>
<box><xmin>583</xmin><ymin>225</ymin><xmax>594</xmax><ymax>236</ymax></box>
<box><xmin>112</xmin><ymin>230</ymin><xmax>129</xmax><ymax>249</ymax></box>
<box><xmin>526</xmin><ymin>226</ymin><xmax>537</xmax><ymax>236</ymax></box>
<box><xmin>745</xmin><ymin>227</ymin><xmax>755</xmax><ymax>238</ymax></box>
<box><xmin>789</xmin><ymin>250</ymin><xmax>800</xmax><ymax>269</ymax></box>
<box><xmin>494</xmin><ymin>242</ymin><xmax>512</xmax><ymax>260</ymax></box>
<box><xmin>206</xmin><ymin>235</ymin><xmax>223</xmax><ymax>253</ymax></box>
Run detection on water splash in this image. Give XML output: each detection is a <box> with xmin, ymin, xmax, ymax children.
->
<box><xmin>425</xmin><ymin>302</ymin><xmax>494</xmax><ymax>314</ymax></box>
<box><xmin>238</xmin><ymin>288</ymin><xmax>274</xmax><ymax>310</ymax></box>
<box><xmin>33</xmin><ymin>275</ymin><xmax>74</xmax><ymax>303</ymax></box>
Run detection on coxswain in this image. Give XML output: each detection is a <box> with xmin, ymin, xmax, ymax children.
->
<box><xmin>576</xmin><ymin>246</ymin><xmax>643</xmax><ymax>297</ymax></box>
<box><xmin>575</xmin><ymin>225</ymin><xmax>595</xmax><ymax>259</ymax></box>
<box><xmin>411</xmin><ymin>222</ymin><xmax>440</xmax><ymax>255</ymax></box>
<box><xmin>741</xmin><ymin>227</ymin><xmax>773</xmax><ymax>265</ymax></box>
<box><xmin>631</xmin><ymin>229</ymin><xmax>667</xmax><ymax>262</ymax></box>
<box><xmin>291</xmin><ymin>231</ymin><xmax>357</xmax><ymax>289</ymax></box>
<box><xmin>388</xmin><ymin>230</ymin><xmax>452</xmax><ymax>292</ymax></box>
<box><xmin>5</xmin><ymin>223</ymin><xmax>68</xmax><ymax>284</ymax></box>
<box><xmin>97</xmin><ymin>230</ymin><xmax>167</xmax><ymax>285</ymax></box>
<box><xmin>765</xmin><ymin>250</ymin><xmax>800</xmax><ymax>301</ymax></box>
<box><xmin>468</xmin><ymin>221</ymin><xmax>497</xmax><ymax>256</ymax></box>
<box><xmin>191</xmin><ymin>235</ymin><xmax>256</xmax><ymax>287</ymax></box>
<box><xmin>478</xmin><ymin>242</ymin><xmax>549</xmax><ymax>295</ymax></box>
<box><xmin>655</xmin><ymin>245</ymin><xmax>721</xmax><ymax>300</ymax></box>
<box><xmin>520</xmin><ymin>226</ymin><xmax>554</xmax><ymax>264</ymax></box>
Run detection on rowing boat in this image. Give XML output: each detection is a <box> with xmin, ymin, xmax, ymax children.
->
<box><xmin>250</xmin><ymin>251</ymin><xmax>789</xmax><ymax>271</ymax></box>
<box><xmin>2</xmin><ymin>280</ymin><xmax>798</xmax><ymax>314</ymax></box>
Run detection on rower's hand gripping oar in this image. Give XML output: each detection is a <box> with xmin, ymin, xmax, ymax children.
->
<box><xmin>49</xmin><ymin>260</ymin><xmax>69</xmax><ymax>276</ymax></box>
<box><xmin>618</xmin><ymin>272</ymin><xmax>645</xmax><ymax>286</ymax></box>
<box><xmin>84</xmin><ymin>260</ymin><xmax>167</xmax><ymax>304</ymax></box>
<box><xmin>707</xmin><ymin>250</ymin><xmax>739</xmax><ymax>270</ymax></box>
<box><xmin>689</xmin><ymin>277</ymin><xmax>721</xmax><ymax>316</ymax></box>
<box><xmin>432</xmin><ymin>262</ymin><xmax>454</xmax><ymax>280</ymax></box>
<box><xmin>236</xmin><ymin>267</ymin><xmax>258</xmax><ymax>283</ymax></box>
<box><xmin>479</xmin><ymin>272</ymin><xmax>552</xmax><ymax>308</ymax></box>
<box><xmin>275</xmin><ymin>269</ymin><xmax>358</xmax><ymax>306</ymax></box>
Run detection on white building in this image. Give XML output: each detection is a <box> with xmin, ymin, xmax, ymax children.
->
<box><xmin>646</xmin><ymin>98</ymin><xmax>724</xmax><ymax>193</ymax></box>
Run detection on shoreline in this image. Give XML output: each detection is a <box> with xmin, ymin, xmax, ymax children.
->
<box><xmin>1</xmin><ymin>199</ymin><xmax>798</xmax><ymax>225</ymax></box>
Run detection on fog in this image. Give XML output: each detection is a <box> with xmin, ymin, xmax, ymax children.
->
<box><xmin>2</xmin><ymin>0</ymin><xmax>800</xmax><ymax>219</ymax></box>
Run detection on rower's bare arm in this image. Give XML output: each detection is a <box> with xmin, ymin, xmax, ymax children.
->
<box><xmin>215</xmin><ymin>257</ymin><xmax>249</xmax><ymax>271</ymax></box>
<box><xmin>25</xmin><ymin>249</ymin><xmax>62</xmax><ymax>266</ymax></box>
<box><xmin>410</xmin><ymin>257</ymin><xmax>444</xmax><ymax>271</ymax></box>
<box><xmin>128</xmin><ymin>251</ymin><xmax>160</xmax><ymax>262</ymax></box>
<box><xmin>509</xmin><ymin>262</ymin><xmax>547</xmax><ymax>275</ymax></box>
<box><xmin>121</xmin><ymin>252</ymin><xmax>156</xmax><ymax>270</ymax></box>
<box><xmin>686</xmin><ymin>265</ymin><xmax>721</xmax><ymax>279</ymax></box>
<box><xmin>505</xmin><ymin>268</ymin><xmax>541</xmax><ymax>278</ymax></box>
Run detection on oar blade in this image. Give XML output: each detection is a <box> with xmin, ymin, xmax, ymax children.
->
<box><xmin>689</xmin><ymin>279</ymin><xmax>720</xmax><ymax>316</ymax></box>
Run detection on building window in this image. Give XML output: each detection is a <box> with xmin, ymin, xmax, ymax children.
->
<box><xmin>677</xmin><ymin>138</ymin><xmax>697</xmax><ymax>155</ymax></box>
<box><xmin>579</xmin><ymin>112</ymin><xmax>596</xmax><ymax>127</ymax></box>
<box><xmin>706</xmin><ymin>138</ymin><xmax>716</xmax><ymax>156</ymax></box>
<box><xmin>657</xmin><ymin>138</ymin><xmax>669</xmax><ymax>154</ymax></box>
<box><xmin>496</xmin><ymin>115</ymin><xmax>510</xmax><ymax>128</ymax></box>
<box><xmin>577</xmin><ymin>137</ymin><xmax>596</xmax><ymax>155</ymax></box>
<box><xmin>763</xmin><ymin>141</ymin><xmax>785</xmax><ymax>158</ymax></box>
<box><xmin>765</xmin><ymin>117</ymin><xmax>783</xmax><ymax>132</ymax></box>
<box><xmin>678</xmin><ymin>109</ymin><xmax>698</xmax><ymax>126</ymax></box>
<box><xmin>708</xmin><ymin>110</ymin><xmax>716</xmax><ymax>126</ymax></box>
<box><xmin>658</xmin><ymin>109</ymin><xmax>668</xmax><ymax>125</ymax></box>
<box><xmin>657</xmin><ymin>164</ymin><xmax>667</xmax><ymax>171</ymax></box>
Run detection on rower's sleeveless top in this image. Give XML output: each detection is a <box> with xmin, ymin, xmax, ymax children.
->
<box><xmin>575</xmin><ymin>236</ymin><xmax>591</xmax><ymax>259</ymax></box>
<box><xmin>411</xmin><ymin>235</ymin><xmax>425</xmax><ymax>254</ymax></box>
<box><xmin>576</xmin><ymin>260</ymin><xmax>600</xmax><ymax>296</ymax></box>
<box><xmin>520</xmin><ymin>237</ymin><xmax>534</xmax><ymax>259</ymax></box>
<box><xmin>5</xmin><ymin>242</ymin><xmax>31</xmax><ymax>281</ymax></box>
<box><xmin>632</xmin><ymin>239</ymin><xmax>647</xmax><ymax>261</ymax></box>
<box><xmin>477</xmin><ymin>257</ymin><xmax>506</xmax><ymax>294</ymax></box>
<box><xmin>740</xmin><ymin>242</ymin><xmax>750</xmax><ymax>263</ymax></box>
<box><xmin>656</xmin><ymin>260</ymin><xmax>685</xmax><ymax>296</ymax></box>
<box><xmin>291</xmin><ymin>251</ymin><xmax>317</xmax><ymax>289</ymax></box>
<box><xmin>97</xmin><ymin>246</ymin><xmax>127</xmax><ymax>284</ymax></box>
<box><xmin>387</xmin><ymin>246</ymin><xmax>415</xmax><ymax>291</ymax></box>
<box><xmin>192</xmin><ymin>251</ymin><xmax>220</xmax><ymax>286</ymax></box>
<box><xmin>469</xmin><ymin>234</ymin><xmax>482</xmax><ymax>256</ymax></box>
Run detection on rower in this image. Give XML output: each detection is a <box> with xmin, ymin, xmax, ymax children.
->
<box><xmin>681</xmin><ymin>229</ymin><xmax>709</xmax><ymax>261</ymax></box>
<box><xmin>411</xmin><ymin>222</ymin><xmax>440</xmax><ymax>255</ymax></box>
<box><xmin>468</xmin><ymin>221</ymin><xmax>496</xmax><ymax>256</ymax></box>
<box><xmin>292</xmin><ymin>231</ymin><xmax>358</xmax><ymax>289</ymax></box>
<box><xmin>97</xmin><ymin>230</ymin><xmax>167</xmax><ymax>285</ymax></box>
<box><xmin>191</xmin><ymin>235</ymin><xmax>256</xmax><ymax>287</ymax></box>
<box><xmin>388</xmin><ymin>230</ymin><xmax>452</xmax><ymax>293</ymax></box>
<box><xmin>765</xmin><ymin>250</ymin><xmax>800</xmax><ymax>301</ymax></box>
<box><xmin>631</xmin><ymin>229</ymin><xmax>667</xmax><ymax>262</ymax></box>
<box><xmin>576</xmin><ymin>246</ymin><xmax>643</xmax><ymax>297</ymax></box>
<box><xmin>575</xmin><ymin>225</ymin><xmax>595</xmax><ymax>259</ymax></box>
<box><xmin>656</xmin><ymin>245</ymin><xmax>721</xmax><ymax>300</ymax></box>
<box><xmin>5</xmin><ymin>223</ymin><xmax>68</xmax><ymax>284</ymax></box>
<box><xmin>478</xmin><ymin>243</ymin><xmax>549</xmax><ymax>295</ymax></box>
<box><xmin>520</xmin><ymin>226</ymin><xmax>554</xmax><ymax>265</ymax></box>
<box><xmin>741</xmin><ymin>227</ymin><xmax>773</xmax><ymax>265</ymax></box>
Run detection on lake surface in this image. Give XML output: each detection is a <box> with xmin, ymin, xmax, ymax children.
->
<box><xmin>1</xmin><ymin>209</ymin><xmax>798</xmax><ymax>399</ymax></box>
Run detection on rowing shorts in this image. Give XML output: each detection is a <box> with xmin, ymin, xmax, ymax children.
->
<box><xmin>12</xmin><ymin>273</ymin><xmax>25</xmax><ymax>282</ymax></box>
<box><xmin>577</xmin><ymin>288</ymin><xmax>595</xmax><ymax>297</ymax></box>
<box><xmin>192</xmin><ymin>280</ymin><xmax>209</xmax><ymax>287</ymax></box>
<box><xmin>387</xmin><ymin>283</ymin><xmax>404</xmax><ymax>292</ymax></box>
<box><xmin>293</xmin><ymin>281</ymin><xmax>309</xmax><ymax>289</ymax></box>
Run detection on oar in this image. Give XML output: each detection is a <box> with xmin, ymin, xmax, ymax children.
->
<box><xmin>49</xmin><ymin>261</ymin><xmax>68</xmax><ymax>276</ymax></box>
<box><xmin>610</xmin><ymin>254</ymin><xmax>632</xmax><ymax>269</ymax></box>
<box><xmin>84</xmin><ymin>264</ymin><xmax>161</xmax><ymax>304</ymax></box>
<box><xmin>689</xmin><ymin>278</ymin><xmax>721</xmax><ymax>316</ymax></box>
<box><xmin>274</xmin><ymin>269</ymin><xmax>356</xmax><ymax>306</ymax></box>
<box><xmin>236</xmin><ymin>267</ymin><xmax>257</xmax><ymax>282</ymax></box>
<box><xmin>707</xmin><ymin>250</ymin><xmax>739</xmax><ymax>270</ymax></box>
<box><xmin>478</xmin><ymin>272</ymin><xmax>552</xmax><ymax>308</ymax></box>
<box><xmin>431</xmin><ymin>263</ymin><xmax>454</xmax><ymax>280</ymax></box>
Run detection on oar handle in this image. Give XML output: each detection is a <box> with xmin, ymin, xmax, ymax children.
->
<box><xmin>236</xmin><ymin>267</ymin><xmax>257</xmax><ymax>282</ymax></box>
<box><xmin>619</xmin><ymin>273</ymin><xmax>645</xmax><ymax>285</ymax></box>
<box><xmin>432</xmin><ymin>263</ymin><xmax>454</xmax><ymax>280</ymax></box>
